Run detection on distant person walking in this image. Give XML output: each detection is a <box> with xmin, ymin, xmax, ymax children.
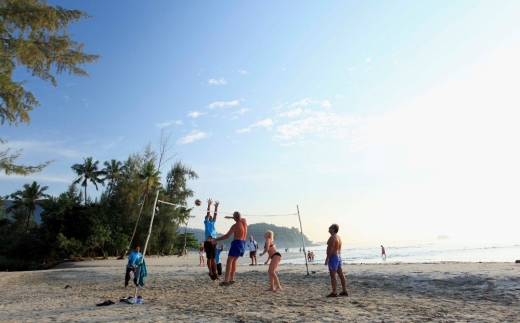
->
<box><xmin>248</xmin><ymin>236</ymin><xmax>259</xmax><ymax>266</ymax></box>
<box><xmin>325</xmin><ymin>224</ymin><xmax>348</xmax><ymax>297</ymax></box>
<box><xmin>259</xmin><ymin>230</ymin><xmax>282</xmax><ymax>292</ymax></box>
<box><xmin>381</xmin><ymin>245</ymin><xmax>386</xmax><ymax>259</ymax></box>
<box><xmin>214</xmin><ymin>211</ymin><xmax>248</xmax><ymax>286</ymax></box>
<box><xmin>125</xmin><ymin>245</ymin><xmax>142</xmax><ymax>288</ymax></box>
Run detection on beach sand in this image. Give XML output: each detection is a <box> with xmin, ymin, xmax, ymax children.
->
<box><xmin>1</xmin><ymin>254</ymin><xmax>519</xmax><ymax>322</ymax></box>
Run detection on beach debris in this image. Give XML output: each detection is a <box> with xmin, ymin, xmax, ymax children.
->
<box><xmin>96</xmin><ymin>300</ymin><xmax>115</xmax><ymax>306</ymax></box>
<box><xmin>515</xmin><ymin>260</ymin><xmax>520</xmax><ymax>263</ymax></box>
<box><xmin>64</xmin><ymin>285</ymin><xmax>71</xmax><ymax>289</ymax></box>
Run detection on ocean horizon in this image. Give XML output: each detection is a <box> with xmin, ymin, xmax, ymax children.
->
<box><xmin>280</xmin><ymin>239</ymin><xmax>520</xmax><ymax>265</ymax></box>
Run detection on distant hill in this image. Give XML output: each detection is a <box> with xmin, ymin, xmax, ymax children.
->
<box><xmin>1</xmin><ymin>200</ymin><xmax>44</xmax><ymax>224</ymax></box>
<box><xmin>437</xmin><ymin>235</ymin><xmax>450</xmax><ymax>240</ymax></box>
<box><xmin>180</xmin><ymin>222</ymin><xmax>313</xmax><ymax>249</ymax></box>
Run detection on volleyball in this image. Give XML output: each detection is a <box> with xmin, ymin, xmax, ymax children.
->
<box><xmin>195</xmin><ymin>199</ymin><xmax>202</xmax><ymax>206</ymax></box>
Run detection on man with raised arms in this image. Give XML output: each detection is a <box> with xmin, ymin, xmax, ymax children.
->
<box><xmin>204</xmin><ymin>199</ymin><xmax>219</xmax><ymax>280</ymax></box>
<box><xmin>214</xmin><ymin>211</ymin><xmax>247</xmax><ymax>286</ymax></box>
<box><xmin>325</xmin><ymin>223</ymin><xmax>348</xmax><ymax>297</ymax></box>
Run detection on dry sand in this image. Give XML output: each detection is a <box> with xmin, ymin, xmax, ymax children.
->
<box><xmin>1</xmin><ymin>253</ymin><xmax>519</xmax><ymax>322</ymax></box>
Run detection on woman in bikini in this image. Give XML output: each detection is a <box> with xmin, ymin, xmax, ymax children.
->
<box><xmin>198</xmin><ymin>243</ymin><xmax>205</xmax><ymax>266</ymax></box>
<box><xmin>259</xmin><ymin>230</ymin><xmax>282</xmax><ymax>292</ymax></box>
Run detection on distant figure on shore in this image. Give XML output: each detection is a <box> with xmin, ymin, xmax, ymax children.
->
<box><xmin>125</xmin><ymin>245</ymin><xmax>142</xmax><ymax>288</ymax></box>
<box><xmin>307</xmin><ymin>251</ymin><xmax>312</xmax><ymax>262</ymax></box>
<box><xmin>214</xmin><ymin>211</ymin><xmax>248</xmax><ymax>286</ymax></box>
<box><xmin>299</xmin><ymin>247</ymin><xmax>302</xmax><ymax>253</ymax></box>
<box><xmin>216</xmin><ymin>244</ymin><xmax>225</xmax><ymax>278</ymax></box>
<box><xmin>311</xmin><ymin>251</ymin><xmax>315</xmax><ymax>262</ymax></box>
<box><xmin>204</xmin><ymin>199</ymin><xmax>219</xmax><ymax>280</ymax></box>
<box><xmin>325</xmin><ymin>224</ymin><xmax>348</xmax><ymax>297</ymax></box>
<box><xmin>381</xmin><ymin>245</ymin><xmax>386</xmax><ymax>259</ymax></box>
<box><xmin>198</xmin><ymin>243</ymin><xmax>205</xmax><ymax>266</ymax></box>
<box><xmin>259</xmin><ymin>230</ymin><xmax>282</xmax><ymax>292</ymax></box>
<box><xmin>248</xmin><ymin>235</ymin><xmax>258</xmax><ymax>266</ymax></box>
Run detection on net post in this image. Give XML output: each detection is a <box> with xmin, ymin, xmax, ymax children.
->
<box><xmin>134</xmin><ymin>189</ymin><xmax>160</xmax><ymax>299</ymax></box>
<box><xmin>297</xmin><ymin>205</ymin><xmax>310</xmax><ymax>275</ymax></box>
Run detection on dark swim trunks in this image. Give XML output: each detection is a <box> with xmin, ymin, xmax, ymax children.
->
<box><xmin>204</xmin><ymin>241</ymin><xmax>216</xmax><ymax>259</ymax></box>
<box><xmin>229</xmin><ymin>240</ymin><xmax>246</xmax><ymax>257</ymax></box>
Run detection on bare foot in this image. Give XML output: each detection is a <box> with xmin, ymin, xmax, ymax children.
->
<box><xmin>265</xmin><ymin>288</ymin><xmax>276</xmax><ymax>292</ymax></box>
<box><xmin>275</xmin><ymin>287</ymin><xmax>283</xmax><ymax>292</ymax></box>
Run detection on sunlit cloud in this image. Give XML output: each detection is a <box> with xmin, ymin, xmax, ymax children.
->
<box><xmin>322</xmin><ymin>100</ymin><xmax>331</xmax><ymax>108</ymax></box>
<box><xmin>176</xmin><ymin>130</ymin><xmax>211</xmax><ymax>144</ymax></box>
<box><xmin>290</xmin><ymin>98</ymin><xmax>314</xmax><ymax>107</ymax></box>
<box><xmin>103</xmin><ymin>136</ymin><xmax>125</xmax><ymax>150</ymax></box>
<box><xmin>348</xmin><ymin>66</ymin><xmax>356</xmax><ymax>73</ymax></box>
<box><xmin>365</xmin><ymin>56</ymin><xmax>372</xmax><ymax>63</ymax></box>
<box><xmin>236</xmin><ymin>118</ymin><xmax>274</xmax><ymax>133</ymax></box>
<box><xmin>187</xmin><ymin>111</ymin><xmax>204</xmax><ymax>118</ymax></box>
<box><xmin>156</xmin><ymin>120</ymin><xmax>183</xmax><ymax>128</ymax></box>
<box><xmin>238</xmin><ymin>70</ymin><xmax>249</xmax><ymax>75</ymax></box>
<box><xmin>335</xmin><ymin>94</ymin><xmax>346</xmax><ymax>99</ymax></box>
<box><xmin>274</xmin><ymin>111</ymin><xmax>360</xmax><ymax>142</ymax></box>
<box><xmin>208</xmin><ymin>77</ymin><xmax>227</xmax><ymax>85</ymax></box>
<box><xmin>207</xmin><ymin>100</ymin><xmax>240</xmax><ymax>109</ymax></box>
<box><xmin>278</xmin><ymin>108</ymin><xmax>302</xmax><ymax>118</ymax></box>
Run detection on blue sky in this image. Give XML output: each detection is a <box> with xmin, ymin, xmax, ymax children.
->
<box><xmin>3</xmin><ymin>1</ymin><xmax>520</xmax><ymax>244</ymax></box>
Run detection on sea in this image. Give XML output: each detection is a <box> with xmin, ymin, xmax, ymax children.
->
<box><xmin>280</xmin><ymin>239</ymin><xmax>520</xmax><ymax>265</ymax></box>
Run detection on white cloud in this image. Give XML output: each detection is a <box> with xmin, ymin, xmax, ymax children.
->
<box><xmin>238</xmin><ymin>70</ymin><xmax>249</xmax><ymax>75</ymax></box>
<box><xmin>322</xmin><ymin>100</ymin><xmax>331</xmax><ymax>108</ymax></box>
<box><xmin>187</xmin><ymin>111</ymin><xmax>204</xmax><ymax>118</ymax></box>
<box><xmin>156</xmin><ymin>120</ymin><xmax>183</xmax><ymax>128</ymax></box>
<box><xmin>208</xmin><ymin>77</ymin><xmax>227</xmax><ymax>85</ymax></box>
<box><xmin>236</xmin><ymin>118</ymin><xmax>274</xmax><ymax>134</ymax></box>
<box><xmin>63</xmin><ymin>94</ymin><xmax>70</xmax><ymax>100</ymax></box>
<box><xmin>365</xmin><ymin>56</ymin><xmax>372</xmax><ymax>63</ymax></box>
<box><xmin>335</xmin><ymin>94</ymin><xmax>346</xmax><ymax>99</ymax></box>
<box><xmin>274</xmin><ymin>112</ymin><xmax>360</xmax><ymax>141</ymax></box>
<box><xmin>278</xmin><ymin>108</ymin><xmax>302</xmax><ymax>118</ymax></box>
<box><xmin>290</xmin><ymin>98</ymin><xmax>314</xmax><ymax>107</ymax></box>
<box><xmin>348</xmin><ymin>66</ymin><xmax>357</xmax><ymax>73</ymax></box>
<box><xmin>234</xmin><ymin>108</ymin><xmax>250</xmax><ymax>115</ymax></box>
<box><xmin>176</xmin><ymin>130</ymin><xmax>211</xmax><ymax>145</ymax></box>
<box><xmin>207</xmin><ymin>100</ymin><xmax>240</xmax><ymax>109</ymax></box>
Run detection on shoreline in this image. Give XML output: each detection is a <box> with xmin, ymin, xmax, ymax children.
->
<box><xmin>1</xmin><ymin>258</ymin><xmax>519</xmax><ymax>322</ymax></box>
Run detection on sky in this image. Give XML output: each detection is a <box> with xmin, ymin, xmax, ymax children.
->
<box><xmin>3</xmin><ymin>1</ymin><xmax>520</xmax><ymax>245</ymax></box>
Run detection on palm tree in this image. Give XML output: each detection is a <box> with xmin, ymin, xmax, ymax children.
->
<box><xmin>101</xmin><ymin>159</ymin><xmax>125</xmax><ymax>195</ymax></box>
<box><xmin>71</xmin><ymin>157</ymin><xmax>105</xmax><ymax>204</ymax></box>
<box><xmin>123</xmin><ymin>159</ymin><xmax>161</xmax><ymax>257</ymax></box>
<box><xmin>7</xmin><ymin>181</ymin><xmax>50</xmax><ymax>230</ymax></box>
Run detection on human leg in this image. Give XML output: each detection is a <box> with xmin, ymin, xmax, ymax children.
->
<box><xmin>337</xmin><ymin>267</ymin><xmax>348</xmax><ymax>294</ymax></box>
<box><xmin>125</xmin><ymin>267</ymin><xmax>132</xmax><ymax>287</ymax></box>
<box><xmin>269</xmin><ymin>255</ymin><xmax>282</xmax><ymax>291</ymax></box>
<box><xmin>329</xmin><ymin>269</ymin><xmax>338</xmax><ymax>294</ymax></box>
<box><xmin>229</xmin><ymin>256</ymin><xmax>238</xmax><ymax>282</ymax></box>
<box><xmin>223</xmin><ymin>256</ymin><xmax>234</xmax><ymax>283</ymax></box>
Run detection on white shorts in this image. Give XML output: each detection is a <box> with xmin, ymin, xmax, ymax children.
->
<box><xmin>199</xmin><ymin>252</ymin><xmax>204</xmax><ymax>257</ymax></box>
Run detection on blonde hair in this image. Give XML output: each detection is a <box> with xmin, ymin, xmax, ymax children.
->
<box><xmin>265</xmin><ymin>230</ymin><xmax>274</xmax><ymax>240</ymax></box>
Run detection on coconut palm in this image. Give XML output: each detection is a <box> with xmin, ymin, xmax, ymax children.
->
<box><xmin>123</xmin><ymin>159</ymin><xmax>161</xmax><ymax>257</ymax></box>
<box><xmin>71</xmin><ymin>157</ymin><xmax>105</xmax><ymax>204</ymax></box>
<box><xmin>101</xmin><ymin>159</ymin><xmax>125</xmax><ymax>195</ymax></box>
<box><xmin>7</xmin><ymin>181</ymin><xmax>50</xmax><ymax>230</ymax></box>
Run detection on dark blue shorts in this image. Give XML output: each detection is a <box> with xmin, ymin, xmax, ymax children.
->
<box><xmin>229</xmin><ymin>240</ymin><xmax>246</xmax><ymax>257</ymax></box>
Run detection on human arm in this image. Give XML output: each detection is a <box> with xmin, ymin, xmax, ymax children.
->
<box><xmin>215</xmin><ymin>225</ymin><xmax>235</xmax><ymax>242</ymax></box>
<box><xmin>205</xmin><ymin>199</ymin><xmax>213</xmax><ymax>219</ymax></box>
<box><xmin>213</xmin><ymin>201</ymin><xmax>219</xmax><ymax>221</ymax></box>
<box><xmin>325</xmin><ymin>236</ymin><xmax>333</xmax><ymax>266</ymax></box>
<box><xmin>259</xmin><ymin>239</ymin><xmax>270</xmax><ymax>257</ymax></box>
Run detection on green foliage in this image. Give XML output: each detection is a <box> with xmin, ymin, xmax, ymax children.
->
<box><xmin>55</xmin><ymin>233</ymin><xmax>83</xmax><ymax>259</ymax></box>
<box><xmin>175</xmin><ymin>232</ymin><xmax>199</xmax><ymax>251</ymax></box>
<box><xmin>0</xmin><ymin>0</ymin><xmax>100</xmax><ymax>126</ymax></box>
<box><xmin>0</xmin><ymin>0</ymin><xmax>99</xmax><ymax>176</ymax></box>
<box><xmin>7</xmin><ymin>180</ymin><xmax>49</xmax><ymax>230</ymax></box>
<box><xmin>71</xmin><ymin>157</ymin><xmax>106</xmax><ymax>204</ymax></box>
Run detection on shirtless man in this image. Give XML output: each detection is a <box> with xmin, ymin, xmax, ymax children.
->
<box><xmin>214</xmin><ymin>211</ymin><xmax>247</xmax><ymax>286</ymax></box>
<box><xmin>325</xmin><ymin>223</ymin><xmax>348</xmax><ymax>297</ymax></box>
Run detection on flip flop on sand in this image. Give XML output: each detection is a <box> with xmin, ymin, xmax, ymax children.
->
<box><xmin>326</xmin><ymin>292</ymin><xmax>338</xmax><ymax>298</ymax></box>
<box><xmin>339</xmin><ymin>291</ymin><xmax>349</xmax><ymax>296</ymax></box>
<box><xmin>219</xmin><ymin>282</ymin><xmax>231</xmax><ymax>286</ymax></box>
<box><xmin>96</xmin><ymin>300</ymin><xmax>115</xmax><ymax>306</ymax></box>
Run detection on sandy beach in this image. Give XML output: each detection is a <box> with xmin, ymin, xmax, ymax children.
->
<box><xmin>1</xmin><ymin>254</ymin><xmax>519</xmax><ymax>323</ymax></box>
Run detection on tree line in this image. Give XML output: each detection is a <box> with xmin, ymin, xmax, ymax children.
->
<box><xmin>0</xmin><ymin>143</ymin><xmax>199</xmax><ymax>271</ymax></box>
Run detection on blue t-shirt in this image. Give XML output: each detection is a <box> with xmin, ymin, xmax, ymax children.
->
<box><xmin>126</xmin><ymin>251</ymin><xmax>143</xmax><ymax>268</ymax></box>
<box><xmin>204</xmin><ymin>218</ymin><xmax>217</xmax><ymax>239</ymax></box>
<box><xmin>216</xmin><ymin>247</ymin><xmax>223</xmax><ymax>264</ymax></box>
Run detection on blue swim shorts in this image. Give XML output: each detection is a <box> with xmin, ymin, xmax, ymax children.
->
<box><xmin>328</xmin><ymin>254</ymin><xmax>342</xmax><ymax>271</ymax></box>
<box><xmin>229</xmin><ymin>240</ymin><xmax>246</xmax><ymax>257</ymax></box>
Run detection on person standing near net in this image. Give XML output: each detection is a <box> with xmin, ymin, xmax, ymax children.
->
<box><xmin>325</xmin><ymin>224</ymin><xmax>348</xmax><ymax>297</ymax></box>
<box><xmin>248</xmin><ymin>235</ymin><xmax>258</xmax><ymax>266</ymax></box>
<box><xmin>216</xmin><ymin>243</ymin><xmax>225</xmax><ymax>278</ymax></box>
<box><xmin>198</xmin><ymin>243</ymin><xmax>205</xmax><ymax>266</ymax></box>
<box><xmin>381</xmin><ymin>245</ymin><xmax>386</xmax><ymax>259</ymax></box>
<box><xmin>204</xmin><ymin>199</ymin><xmax>219</xmax><ymax>280</ymax></box>
<box><xmin>214</xmin><ymin>211</ymin><xmax>247</xmax><ymax>286</ymax></box>
<box><xmin>125</xmin><ymin>245</ymin><xmax>142</xmax><ymax>288</ymax></box>
<box><xmin>259</xmin><ymin>230</ymin><xmax>283</xmax><ymax>292</ymax></box>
